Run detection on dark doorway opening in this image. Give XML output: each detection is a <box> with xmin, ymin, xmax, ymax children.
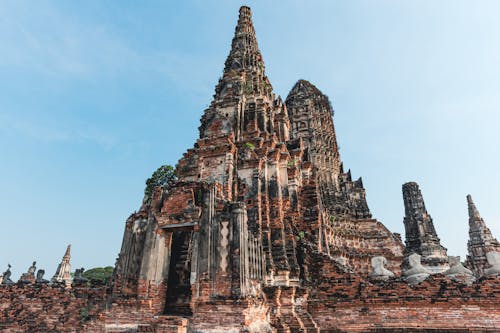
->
<box><xmin>164</xmin><ymin>230</ymin><xmax>193</xmax><ymax>316</ymax></box>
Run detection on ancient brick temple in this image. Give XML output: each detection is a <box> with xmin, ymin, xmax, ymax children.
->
<box><xmin>1</xmin><ymin>6</ymin><xmax>499</xmax><ymax>333</ymax></box>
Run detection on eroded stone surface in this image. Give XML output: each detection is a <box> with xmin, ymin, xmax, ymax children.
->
<box><xmin>369</xmin><ymin>256</ymin><xmax>395</xmax><ymax>281</ymax></box>
<box><xmin>402</xmin><ymin>182</ymin><xmax>449</xmax><ymax>273</ymax></box>
<box><xmin>51</xmin><ymin>245</ymin><xmax>72</xmax><ymax>287</ymax></box>
<box><xmin>465</xmin><ymin>195</ymin><xmax>500</xmax><ymax>277</ymax></box>
<box><xmin>402</xmin><ymin>253</ymin><xmax>431</xmax><ymax>284</ymax></box>
<box><xmin>0</xmin><ymin>6</ymin><xmax>499</xmax><ymax>333</ymax></box>
<box><xmin>444</xmin><ymin>256</ymin><xmax>474</xmax><ymax>284</ymax></box>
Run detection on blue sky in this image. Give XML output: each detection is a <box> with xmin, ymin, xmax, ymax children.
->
<box><xmin>1</xmin><ymin>0</ymin><xmax>499</xmax><ymax>277</ymax></box>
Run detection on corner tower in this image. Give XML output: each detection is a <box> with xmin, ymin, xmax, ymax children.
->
<box><xmin>465</xmin><ymin>195</ymin><xmax>500</xmax><ymax>276</ymax></box>
<box><xmin>402</xmin><ymin>182</ymin><xmax>449</xmax><ymax>273</ymax></box>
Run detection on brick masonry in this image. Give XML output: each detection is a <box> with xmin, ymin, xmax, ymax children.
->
<box><xmin>1</xmin><ymin>5</ymin><xmax>499</xmax><ymax>333</ymax></box>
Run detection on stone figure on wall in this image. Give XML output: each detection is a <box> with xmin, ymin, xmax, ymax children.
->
<box><xmin>73</xmin><ymin>267</ymin><xmax>88</xmax><ymax>283</ymax></box>
<box><xmin>484</xmin><ymin>252</ymin><xmax>500</xmax><ymax>276</ymax></box>
<box><xmin>444</xmin><ymin>256</ymin><xmax>474</xmax><ymax>284</ymax></box>
<box><xmin>19</xmin><ymin>261</ymin><xmax>37</xmax><ymax>283</ymax></box>
<box><xmin>74</xmin><ymin>267</ymin><xmax>84</xmax><ymax>278</ymax></box>
<box><xmin>369</xmin><ymin>256</ymin><xmax>395</xmax><ymax>281</ymax></box>
<box><xmin>403</xmin><ymin>253</ymin><xmax>430</xmax><ymax>285</ymax></box>
<box><xmin>28</xmin><ymin>261</ymin><xmax>37</xmax><ymax>275</ymax></box>
<box><xmin>36</xmin><ymin>269</ymin><xmax>49</xmax><ymax>283</ymax></box>
<box><xmin>2</xmin><ymin>264</ymin><xmax>14</xmax><ymax>285</ymax></box>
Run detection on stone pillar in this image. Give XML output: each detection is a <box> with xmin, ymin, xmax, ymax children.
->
<box><xmin>231</xmin><ymin>202</ymin><xmax>250</xmax><ymax>296</ymax></box>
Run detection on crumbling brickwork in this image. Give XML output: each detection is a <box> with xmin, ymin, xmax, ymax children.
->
<box><xmin>1</xmin><ymin>5</ymin><xmax>498</xmax><ymax>333</ymax></box>
<box><xmin>465</xmin><ymin>195</ymin><xmax>500</xmax><ymax>277</ymax></box>
<box><xmin>402</xmin><ymin>182</ymin><xmax>449</xmax><ymax>273</ymax></box>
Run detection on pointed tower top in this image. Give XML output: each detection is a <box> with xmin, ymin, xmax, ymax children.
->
<box><xmin>222</xmin><ymin>6</ymin><xmax>265</xmax><ymax>77</ymax></box>
<box><xmin>63</xmin><ymin>244</ymin><xmax>71</xmax><ymax>261</ymax></box>
<box><xmin>211</xmin><ymin>6</ymin><xmax>273</xmax><ymax>103</ymax></box>
<box><xmin>52</xmin><ymin>244</ymin><xmax>72</xmax><ymax>286</ymax></box>
<box><xmin>286</xmin><ymin>80</ymin><xmax>333</xmax><ymax>116</ymax></box>
<box><xmin>467</xmin><ymin>194</ymin><xmax>482</xmax><ymax>221</ymax></box>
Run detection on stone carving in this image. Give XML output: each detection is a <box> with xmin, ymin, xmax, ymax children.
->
<box><xmin>219</xmin><ymin>221</ymin><xmax>229</xmax><ymax>273</ymax></box>
<box><xmin>484</xmin><ymin>252</ymin><xmax>500</xmax><ymax>276</ymax></box>
<box><xmin>402</xmin><ymin>182</ymin><xmax>449</xmax><ymax>274</ymax></box>
<box><xmin>369</xmin><ymin>256</ymin><xmax>395</xmax><ymax>281</ymax></box>
<box><xmin>444</xmin><ymin>256</ymin><xmax>474</xmax><ymax>284</ymax></box>
<box><xmin>2</xmin><ymin>264</ymin><xmax>14</xmax><ymax>285</ymax></box>
<box><xmin>52</xmin><ymin>245</ymin><xmax>72</xmax><ymax>287</ymax></box>
<box><xmin>19</xmin><ymin>261</ymin><xmax>37</xmax><ymax>283</ymax></box>
<box><xmin>465</xmin><ymin>195</ymin><xmax>500</xmax><ymax>277</ymax></box>
<box><xmin>403</xmin><ymin>253</ymin><xmax>431</xmax><ymax>284</ymax></box>
<box><xmin>36</xmin><ymin>269</ymin><xmax>49</xmax><ymax>283</ymax></box>
<box><xmin>73</xmin><ymin>268</ymin><xmax>88</xmax><ymax>283</ymax></box>
<box><xmin>28</xmin><ymin>261</ymin><xmax>36</xmax><ymax>274</ymax></box>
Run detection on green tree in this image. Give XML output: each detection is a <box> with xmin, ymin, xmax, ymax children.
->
<box><xmin>81</xmin><ymin>266</ymin><xmax>114</xmax><ymax>282</ymax></box>
<box><xmin>144</xmin><ymin>164</ymin><xmax>176</xmax><ymax>197</ymax></box>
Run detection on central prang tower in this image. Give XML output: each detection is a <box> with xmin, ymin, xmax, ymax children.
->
<box><xmin>112</xmin><ymin>6</ymin><xmax>403</xmax><ymax>328</ymax></box>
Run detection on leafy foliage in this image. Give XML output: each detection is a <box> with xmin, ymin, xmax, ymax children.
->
<box><xmin>81</xmin><ymin>266</ymin><xmax>114</xmax><ymax>282</ymax></box>
<box><xmin>144</xmin><ymin>164</ymin><xmax>176</xmax><ymax>197</ymax></box>
<box><xmin>244</xmin><ymin>142</ymin><xmax>255</xmax><ymax>150</ymax></box>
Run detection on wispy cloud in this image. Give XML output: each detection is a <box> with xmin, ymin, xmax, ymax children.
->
<box><xmin>0</xmin><ymin>113</ymin><xmax>117</xmax><ymax>149</ymax></box>
<box><xmin>0</xmin><ymin>0</ymin><xmax>216</xmax><ymax>98</ymax></box>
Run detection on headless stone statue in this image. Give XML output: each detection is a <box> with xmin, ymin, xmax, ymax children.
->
<box><xmin>2</xmin><ymin>264</ymin><xmax>14</xmax><ymax>285</ymax></box>
<box><xmin>369</xmin><ymin>256</ymin><xmax>395</xmax><ymax>281</ymax></box>
<box><xmin>484</xmin><ymin>252</ymin><xmax>500</xmax><ymax>276</ymax></box>
<box><xmin>444</xmin><ymin>256</ymin><xmax>474</xmax><ymax>284</ymax></box>
<box><xmin>403</xmin><ymin>253</ymin><xmax>430</xmax><ymax>285</ymax></box>
<box><xmin>36</xmin><ymin>269</ymin><xmax>49</xmax><ymax>283</ymax></box>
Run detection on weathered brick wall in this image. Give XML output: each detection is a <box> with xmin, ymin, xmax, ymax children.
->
<box><xmin>1</xmin><ymin>276</ymin><xmax>499</xmax><ymax>332</ymax></box>
<box><xmin>0</xmin><ymin>282</ymin><xmax>108</xmax><ymax>332</ymax></box>
<box><xmin>306</xmin><ymin>247</ymin><xmax>500</xmax><ymax>332</ymax></box>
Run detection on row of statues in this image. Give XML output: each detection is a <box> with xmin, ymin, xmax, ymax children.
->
<box><xmin>0</xmin><ymin>262</ymin><xmax>88</xmax><ymax>286</ymax></box>
<box><xmin>1</xmin><ymin>245</ymin><xmax>90</xmax><ymax>287</ymax></box>
<box><xmin>369</xmin><ymin>251</ymin><xmax>500</xmax><ymax>285</ymax></box>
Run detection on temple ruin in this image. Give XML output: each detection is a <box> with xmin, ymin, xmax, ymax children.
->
<box><xmin>0</xmin><ymin>6</ymin><xmax>499</xmax><ymax>333</ymax></box>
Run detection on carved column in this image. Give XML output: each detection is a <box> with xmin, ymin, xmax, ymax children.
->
<box><xmin>231</xmin><ymin>202</ymin><xmax>250</xmax><ymax>296</ymax></box>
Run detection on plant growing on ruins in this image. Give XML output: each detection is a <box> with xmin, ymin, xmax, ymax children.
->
<box><xmin>244</xmin><ymin>81</ymin><xmax>253</xmax><ymax>94</ymax></box>
<box><xmin>244</xmin><ymin>142</ymin><xmax>255</xmax><ymax>150</ymax></box>
<box><xmin>80</xmin><ymin>307</ymin><xmax>90</xmax><ymax>323</ymax></box>
<box><xmin>144</xmin><ymin>164</ymin><xmax>176</xmax><ymax>198</ymax></box>
<box><xmin>296</xmin><ymin>230</ymin><xmax>306</xmax><ymax>241</ymax></box>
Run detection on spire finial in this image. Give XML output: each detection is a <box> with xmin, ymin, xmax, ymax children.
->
<box><xmin>467</xmin><ymin>194</ymin><xmax>481</xmax><ymax>220</ymax></box>
<box><xmin>222</xmin><ymin>6</ymin><xmax>265</xmax><ymax>77</ymax></box>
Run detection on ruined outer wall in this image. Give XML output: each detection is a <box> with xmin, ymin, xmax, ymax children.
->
<box><xmin>306</xmin><ymin>247</ymin><xmax>500</xmax><ymax>332</ymax></box>
<box><xmin>0</xmin><ymin>277</ymin><xmax>499</xmax><ymax>332</ymax></box>
<box><xmin>0</xmin><ymin>283</ymin><xmax>107</xmax><ymax>332</ymax></box>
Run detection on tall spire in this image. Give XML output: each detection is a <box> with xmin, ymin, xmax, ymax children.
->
<box><xmin>223</xmin><ymin>6</ymin><xmax>265</xmax><ymax>76</ymax></box>
<box><xmin>200</xmin><ymin>6</ymin><xmax>278</xmax><ymax>140</ymax></box>
<box><xmin>465</xmin><ymin>195</ymin><xmax>500</xmax><ymax>276</ymax></box>
<box><xmin>212</xmin><ymin>6</ymin><xmax>273</xmax><ymax>103</ymax></box>
<box><xmin>402</xmin><ymin>182</ymin><xmax>449</xmax><ymax>273</ymax></box>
